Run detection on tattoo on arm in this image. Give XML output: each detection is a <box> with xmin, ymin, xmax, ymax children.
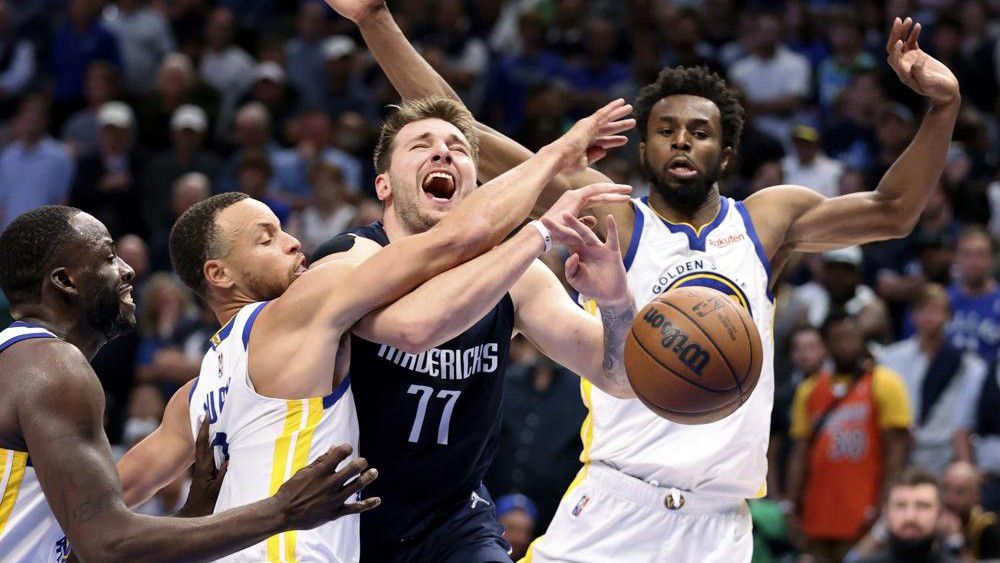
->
<box><xmin>72</xmin><ymin>486</ymin><xmax>118</xmax><ymax>524</ymax></box>
<box><xmin>599</xmin><ymin>299</ymin><xmax>636</xmax><ymax>389</ymax></box>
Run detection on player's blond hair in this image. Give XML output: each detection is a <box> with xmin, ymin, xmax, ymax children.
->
<box><xmin>373</xmin><ymin>96</ymin><xmax>480</xmax><ymax>174</ymax></box>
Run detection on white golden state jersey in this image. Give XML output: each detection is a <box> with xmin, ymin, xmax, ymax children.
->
<box><xmin>188</xmin><ymin>302</ymin><xmax>360</xmax><ymax>563</ymax></box>
<box><xmin>580</xmin><ymin>196</ymin><xmax>775</xmax><ymax>499</ymax></box>
<box><xmin>0</xmin><ymin>323</ymin><xmax>71</xmax><ymax>562</ymax></box>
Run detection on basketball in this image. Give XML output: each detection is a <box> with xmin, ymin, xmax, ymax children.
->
<box><xmin>624</xmin><ymin>286</ymin><xmax>763</xmax><ymax>425</ymax></box>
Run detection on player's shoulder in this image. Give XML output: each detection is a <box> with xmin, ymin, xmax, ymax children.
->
<box><xmin>743</xmin><ymin>184</ymin><xmax>824</xmax><ymax>216</ymax></box>
<box><xmin>1</xmin><ymin>338</ymin><xmax>101</xmax><ymax>408</ymax></box>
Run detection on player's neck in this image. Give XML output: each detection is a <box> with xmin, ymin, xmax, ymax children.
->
<box><xmin>11</xmin><ymin>307</ymin><xmax>106</xmax><ymax>360</ymax></box>
<box><xmin>381</xmin><ymin>211</ymin><xmax>418</xmax><ymax>242</ymax></box>
<box><xmin>647</xmin><ymin>188</ymin><xmax>721</xmax><ymax>228</ymax></box>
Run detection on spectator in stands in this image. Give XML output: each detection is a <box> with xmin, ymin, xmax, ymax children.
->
<box><xmin>660</xmin><ymin>8</ymin><xmax>722</xmax><ymax>75</ymax></box>
<box><xmin>141</xmin><ymin>104</ymin><xmax>219</xmax><ymax>238</ymax></box>
<box><xmin>855</xmin><ymin>468</ymin><xmax>958</xmax><ymax>563</ymax></box>
<box><xmin>939</xmin><ymin>460</ymin><xmax>1000</xmax><ymax>560</ymax></box>
<box><xmin>61</xmin><ymin>62</ymin><xmax>121</xmax><ymax>158</ymax></box>
<box><xmin>787</xmin><ymin>313</ymin><xmax>911</xmax><ymax>563</ymax></box>
<box><xmin>216</xmin><ymin>101</ymin><xmax>280</xmax><ymax>192</ymax></box>
<box><xmin>69</xmin><ymin>101</ymin><xmax>146</xmax><ymax>238</ymax></box>
<box><xmin>121</xmin><ymin>382</ymin><xmax>166</xmax><ymax>448</ymax></box>
<box><xmin>148</xmin><ymin>171</ymin><xmax>210</xmax><ymax>272</ymax></box>
<box><xmin>560</xmin><ymin>19</ymin><xmax>629</xmax><ymax>119</ymax></box>
<box><xmin>319</xmin><ymin>35</ymin><xmax>377</xmax><ymax>123</ymax></box>
<box><xmin>199</xmin><ymin>7</ymin><xmax>255</xmax><ymax>138</ymax></box>
<box><xmin>867</xmin><ymin>103</ymin><xmax>917</xmax><ymax>189</ymax></box>
<box><xmin>781</xmin><ymin>125</ymin><xmax>844</xmax><ymax>198</ymax></box>
<box><xmin>134</xmin><ymin>273</ymin><xmax>202</xmax><ymax>390</ymax></box>
<box><xmin>236</xmin><ymin>149</ymin><xmax>290</xmax><ymax>224</ymax></box>
<box><xmin>0</xmin><ymin>0</ymin><xmax>35</xmax><ymax>119</ymax></box>
<box><xmin>273</xmin><ymin>109</ymin><xmax>362</xmax><ymax>201</ymax></box>
<box><xmin>878</xmin><ymin>284</ymin><xmax>986</xmax><ymax>475</ymax></box>
<box><xmin>946</xmin><ymin>227</ymin><xmax>1000</xmax><ymax>364</ymax></box>
<box><xmin>728</xmin><ymin>10</ymin><xmax>810</xmax><ymax>146</ymax></box>
<box><xmin>823</xmin><ymin>71</ymin><xmax>883</xmax><ymax>171</ymax></box>
<box><xmin>486</xmin><ymin>337</ymin><xmax>587</xmax><ymax>530</ymax></box>
<box><xmin>496</xmin><ymin>493</ymin><xmax>537</xmax><ymax>561</ymax></box>
<box><xmin>489</xmin><ymin>11</ymin><xmax>565</xmax><ymax>134</ymax></box>
<box><xmin>134</xmin><ymin>53</ymin><xmax>220</xmax><ymax>151</ymax></box>
<box><xmin>285</xmin><ymin>2</ymin><xmax>329</xmax><ymax>109</ymax></box>
<box><xmin>420</xmin><ymin>0</ymin><xmax>489</xmax><ymax>113</ymax></box>
<box><xmin>545</xmin><ymin>0</ymin><xmax>587</xmax><ymax>60</ymax></box>
<box><xmin>794</xmin><ymin>246</ymin><xmax>892</xmax><ymax>342</ymax></box>
<box><xmin>49</xmin><ymin>0</ymin><xmax>122</xmax><ymax>121</ymax></box>
<box><xmin>955</xmin><ymin>0</ymin><xmax>997</xmax><ymax>113</ymax></box>
<box><xmin>816</xmin><ymin>11</ymin><xmax>876</xmax><ymax>116</ymax></box>
<box><xmin>241</xmin><ymin>61</ymin><xmax>299</xmax><ymax>144</ymax></box>
<box><xmin>0</xmin><ymin>95</ymin><xmax>74</xmax><ymax>228</ymax></box>
<box><xmin>288</xmin><ymin>160</ymin><xmax>357</xmax><ymax>257</ymax></box>
<box><xmin>103</xmin><ymin>0</ymin><xmax>175</xmax><ymax>94</ymax></box>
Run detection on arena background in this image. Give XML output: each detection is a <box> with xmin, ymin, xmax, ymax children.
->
<box><xmin>0</xmin><ymin>0</ymin><xmax>997</xmax><ymax>560</ymax></box>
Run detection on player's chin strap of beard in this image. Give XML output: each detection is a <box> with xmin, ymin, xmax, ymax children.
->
<box><xmin>887</xmin><ymin>534</ymin><xmax>936</xmax><ymax>562</ymax></box>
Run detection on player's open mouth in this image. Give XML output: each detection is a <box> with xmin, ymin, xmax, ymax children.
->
<box><xmin>119</xmin><ymin>285</ymin><xmax>134</xmax><ymax>309</ymax></box>
<box><xmin>421</xmin><ymin>170</ymin><xmax>457</xmax><ymax>203</ymax></box>
<box><xmin>666</xmin><ymin>158</ymin><xmax>698</xmax><ymax>180</ymax></box>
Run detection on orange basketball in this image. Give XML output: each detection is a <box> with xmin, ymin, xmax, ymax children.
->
<box><xmin>624</xmin><ymin>286</ymin><xmax>763</xmax><ymax>424</ymax></box>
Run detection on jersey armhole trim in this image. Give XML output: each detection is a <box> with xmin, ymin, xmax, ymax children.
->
<box><xmin>188</xmin><ymin>376</ymin><xmax>200</xmax><ymax>402</ymax></box>
<box><xmin>734</xmin><ymin>201</ymin><xmax>775</xmax><ymax>302</ymax></box>
<box><xmin>242</xmin><ymin>301</ymin><xmax>270</xmax><ymax>350</ymax></box>
<box><xmin>0</xmin><ymin>333</ymin><xmax>56</xmax><ymax>354</ymax></box>
<box><xmin>322</xmin><ymin>374</ymin><xmax>351</xmax><ymax>409</ymax></box>
<box><xmin>623</xmin><ymin>200</ymin><xmax>644</xmax><ymax>272</ymax></box>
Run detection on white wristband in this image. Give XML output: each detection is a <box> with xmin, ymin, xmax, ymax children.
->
<box><xmin>528</xmin><ymin>220</ymin><xmax>552</xmax><ymax>253</ymax></box>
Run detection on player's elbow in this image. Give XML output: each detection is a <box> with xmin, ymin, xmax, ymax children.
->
<box><xmin>393</xmin><ymin>318</ymin><xmax>442</xmax><ymax>354</ymax></box>
<box><xmin>873</xmin><ymin>194</ymin><xmax>920</xmax><ymax>239</ymax></box>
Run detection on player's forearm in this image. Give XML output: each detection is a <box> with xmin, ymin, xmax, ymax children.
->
<box><xmin>873</xmin><ymin>100</ymin><xmax>960</xmax><ymax>236</ymax></box>
<box><xmin>595</xmin><ymin>297</ymin><xmax>637</xmax><ymax>397</ymax></box>
<box><xmin>87</xmin><ymin>498</ymin><xmax>288</xmax><ymax>563</ymax></box>
<box><xmin>786</xmin><ymin>440</ymin><xmax>807</xmax><ymax>508</ymax></box>
<box><xmin>878</xmin><ymin>430</ymin><xmax>910</xmax><ymax>508</ymax></box>
<box><xmin>357</xmin><ymin>6</ymin><xmax>460</xmax><ymax>102</ymax></box>
<box><xmin>355</xmin><ymin>227</ymin><xmax>544</xmax><ymax>352</ymax></box>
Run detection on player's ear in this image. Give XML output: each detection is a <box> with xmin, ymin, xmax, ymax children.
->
<box><xmin>49</xmin><ymin>266</ymin><xmax>78</xmax><ymax>297</ymax></box>
<box><xmin>374</xmin><ymin>173</ymin><xmax>392</xmax><ymax>202</ymax></box>
<box><xmin>204</xmin><ymin>259</ymin><xmax>235</xmax><ymax>292</ymax></box>
<box><xmin>720</xmin><ymin>146</ymin><xmax>733</xmax><ymax>173</ymax></box>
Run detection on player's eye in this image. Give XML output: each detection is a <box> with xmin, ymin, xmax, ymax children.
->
<box><xmin>659</xmin><ymin>129</ymin><xmax>673</xmax><ymax>136</ymax></box>
<box><xmin>450</xmin><ymin>145</ymin><xmax>468</xmax><ymax>154</ymax></box>
<box><xmin>411</xmin><ymin>143</ymin><xmax>429</xmax><ymax>150</ymax></box>
<box><xmin>694</xmin><ymin>131</ymin><xmax>709</xmax><ymax>139</ymax></box>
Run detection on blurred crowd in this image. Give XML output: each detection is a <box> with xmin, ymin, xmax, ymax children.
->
<box><xmin>1</xmin><ymin>0</ymin><xmax>1000</xmax><ymax>560</ymax></box>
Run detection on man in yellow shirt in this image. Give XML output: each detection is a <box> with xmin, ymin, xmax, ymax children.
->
<box><xmin>786</xmin><ymin>313</ymin><xmax>912</xmax><ymax>563</ymax></box>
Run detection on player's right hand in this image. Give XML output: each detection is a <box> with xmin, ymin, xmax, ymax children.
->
<box><xmin>321</xmin><ymin>0</ymin><xmax>386</xmax><ymax>24</ymax></box>
<box><xmin>273</xmin><ymin>444</ymin><xmax>380</xmax><ymax>531</ymax></box>
<box><xmin>539</xmin><ymin>183</ymin><xmax>632</xmax><ymax>228</ymax></box>
<box><xmin>541</xmin><ymin>99</ymin><xmax>635</xmax><ymax>175</ymax></box>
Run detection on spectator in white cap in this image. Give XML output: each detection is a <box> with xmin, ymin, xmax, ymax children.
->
<box><xmin>239</xmin><ymin>61</ymin><xmax>300</xmax><ymax>144</ymax></box>
<box><xmin>140</xmin><ymin>104</ymin><xmax>221</xmax><ymax>238</ymax></box>
<box><xmin>286</xmin><ymin>2</ymin><xmax>330</xmax><ymax>108</ymax></box>
<box><xmin>148</xmin><ymin>171</ymin><xmax>212</xmax><ymax>272</ymax></box>
<box><xmin>134</xmin><ymin>53</ymin><xmax>220</xmax><ymax>151</ymax></box>
<box><xmin>320</xmin><ymin>34</ymin><xmax>377</xmax><ymax>122</ymax></box>
<box><xmin>69</xmin><ymin>101</ymin><xmax>147</xmax><ymax>237</ymax></box>
<box><xmin>794</xmin><ymin>245</ymin><xmax>892</xmax><ymax>342</ymax></box>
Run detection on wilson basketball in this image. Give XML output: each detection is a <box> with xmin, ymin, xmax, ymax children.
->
<box><xmin>624</xmin><ymin>286</ymin><xmax>763</xmax><ymax>425</ymax></box>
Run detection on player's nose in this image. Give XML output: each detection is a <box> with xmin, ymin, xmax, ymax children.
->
<box><xmin>117</xmin><ymin>256</ymin><xmax>135</xmax><ymax>283</ymax></box>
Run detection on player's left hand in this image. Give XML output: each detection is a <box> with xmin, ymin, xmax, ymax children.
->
<box><xmin>886</xmin><ymin>17</ymin><xmax>960</xmax><ymax>107</ymax></box>
<box><xmin>543</xmin><ymin>213</ymin><xmax>628</xmax><ymax>305</ymax></box>
<box><xmin>176</xmin><ymin>417</ymin><xmax>228</xmax><ymax>517</ymax></box>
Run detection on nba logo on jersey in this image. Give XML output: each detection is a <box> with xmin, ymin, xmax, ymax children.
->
<box><xmin>572</xmin><ymin>494</ymin><xmax>591</xmax><ymax>518</ymax></box>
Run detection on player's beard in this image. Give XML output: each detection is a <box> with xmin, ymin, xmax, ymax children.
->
<box><xmin>244</xmin><ymin>267</ymin><xmax>294</xmax><ymax>301</ymax></box>
<box><xmin>641</xmin><ymin>155</ymin><xmax>721</xmax><ymax>217</ymax></box>
<box><xmin>85</xmin><ymin>285</ymin><xmax>135</xmax><ymax>341</ymax></box>
<box><xmin>392</xmin><ymin>188</ymin><xmax>439</xmax><ymax>234</ymax></box>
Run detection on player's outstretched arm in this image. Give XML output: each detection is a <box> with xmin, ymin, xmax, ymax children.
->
<box><xmin>118</xmin><ymin>380</ymin><xmax>196</xmax><ymax>508</ymax></box>
<box><xmin>277</xmin><ymin>101</ymin><xmax>634</xmax><ymax>333</ymax></box>
<box><xmin>324</xmin><ymin>0</ymin><xmax>635</xmax><ymax>251</ymax></box>
<box><xmin>510</xmin><ymin>215</ymin><xmax>637</xmax><ymax>398</ymax></box>
<box><xmin>350</xmin><ymin>184</ymin><xmax>632</xmax><ymax>353</ymax></box>
<box><xmin>16</xmin><ymin>341</ymin><xmax>378</xmax><ymax>563</ymax></box>
<box><xmin>746</xmin><ymin>17</ymin><xmax>960</xmax><ymax>256</ymax></box>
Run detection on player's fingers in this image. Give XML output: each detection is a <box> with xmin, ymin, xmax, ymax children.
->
<box><xmin>599</xmin><ymin>119</ymin><xmax>636</xmax><ymax>137</ymax></box>
<box><xmin>315</xmin><ymin>444</ymin><xmax>354</xmax><ymax>472</ymax></box>
<box><xmin>195</xmin><ymin>416</ymin><xmax>212</xmax><ymax>465</ymax></box>
<box><xmin>565</xmin><ymin>253</ymin><xmax>580</xmax><ymax>279</ymax></box>
<box><xmin>583</xmin><ymin>193</ymin><xmax>632</xmax><ymax>206</ymax></box>
<box><xmin>586</xmin><ymin>146</ymin><xmax>608</xmax><ymax>166</ymax></box>
<box><xmin>604</xmin><ymin>214</ymin><xmax>620</xmax><ymax>250</ymax></box>
<box><xmin>593</xmin><ymin>98</ymin><xmax>626</xmax><ymax>121</ymax></box>
<box><xmin>579</xmin><ymin>215</ymin><xmax>598</xmax><ymax>229</ymax></box>
<box><xmin>593</xmin><ymin>135</ymin><xmax>630</xmax><ymax>149</ymax></box>
<box><xmin>217</xmin><ymin>460</ymin><xmax>229</xmax><ymax>480</ymax></box>
<box><xmin>339</xmin><ymin>467</ymin><xmax>378</xmax><ymax>499</ymax></box>
<box><xmin>562</xmin><ymin>213</ymin><xmax>602</xmax><ymax>245</ymax></box>
<box><xmin>603</xmin><ymin>102</ymin><xmax>632</xmax><ymax>123</ymax></box>
<box><xmin>907</xmin><ymin>22</ymin><xmax>921</xmax><ymax>50</ymax></box>
<box><xmin>343</xmin><ymin>497</ymin><xmax>381</xmax><ymax>514</ymax></box>
<box><xmin>541</xmin><ymin>216</ymin><xmax>585</xmax><ymax>247</ymax></box>
<box><xmin>886</xmin><ymin>17</ymin><xmax>900</xmax><ymax>53</ymax></box>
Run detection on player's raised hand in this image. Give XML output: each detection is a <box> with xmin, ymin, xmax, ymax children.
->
<box><xmin>273</xmin><ymin>444</ymin><xmax>380</xmax><ymax>531</ymax></box>
<box><xmin>542</xmin><ymin>99</ymin><xmax>635</xmax><ymax>175</ymax></box>
<box><xmin>540</xmin><ymin>182</ymin><xmax>632</xmax><ymax>225</ymax></box>
<box><xmin>544</xmin><ymin>214</ymin><xmax>629</xmax><ymax>304</ymax></box>
<box><xmin>321</xmin><ymin>0</ymin><xmax>385</xmax><ymax>24</ymax></box>
<box><xmin>886</xmin><ymin>17</ymin><xmax>960</xmax><ymax>107</ymax></box>
<box><xmin>176</xmin><ymin>417</ymin><xmax>228</xmax><ymax>517</ymax></box>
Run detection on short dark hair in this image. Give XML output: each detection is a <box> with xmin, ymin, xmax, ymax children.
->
<box><xmin>372</xmin><ymin>96</ymin><xmax>480</xmax><ymax>174</ymax></box>
<box><xmin>0</xmin><ymin>206</ymin><xmax>81</xmax><ymax>305</ymax></box>
<box><xmin>785</xmin><ymin>323</ymin><xmax>822</xmax><ymax>352</ymax></box>
<box><xmin>819</xmin><ymin>310</ymin><xmax>856</xmax><ymax>339</ymax></box>
<box><xmin>169</xmin><ymin>192</ymin><xmax>249</xmax><ymax>298</ymax></box>
<box><xmin>634</xmin><ymin>66</ymin><xmax>745</xmax><ymax>148</ymax></box>
<box><xmin>890</xmin><ymin>466</ymin><xmax>939</xmax><ymax>493</ymax></box>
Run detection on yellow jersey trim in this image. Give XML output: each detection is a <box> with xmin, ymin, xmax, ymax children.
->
<box><xmin>0</xmin><ymin>448</ymin><xmax>28</xmax><ymax>536</ymax></box>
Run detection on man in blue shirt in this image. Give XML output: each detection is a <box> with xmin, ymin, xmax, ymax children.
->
<box><xmin>947</xmin><ymin>227</ymin><xmax>1000</xmax><ymax>363</ymax></box>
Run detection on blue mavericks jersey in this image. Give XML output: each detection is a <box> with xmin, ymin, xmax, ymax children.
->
<box><xmin>947</xmin><ymin>283</ymin><xmax>1000</xmax><ymax>363</ymax></box>
<box><xmin>339</xmin><ymin>222</ymin><xmax>515</xmax><ymax>546</ymax></box>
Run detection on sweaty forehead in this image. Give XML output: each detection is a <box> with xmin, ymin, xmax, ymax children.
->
<box><xmin>395</xmin><ymin>118</ymin><xmax>470</xmax><ymax>148</ymax></box>
<box><xmin>650</xmin><ymin>95</ymin><xmax>722</xmax><ymax>128</ymax></box>
<box><xmin>215</xmin><ymin>199</ymin><xmax>279</xmax><ymax>241</ymax></box>
<box><xmin>68</xmin><ymin>211</ymin><xmax>112</xmax><ymax>250</ymax></box>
